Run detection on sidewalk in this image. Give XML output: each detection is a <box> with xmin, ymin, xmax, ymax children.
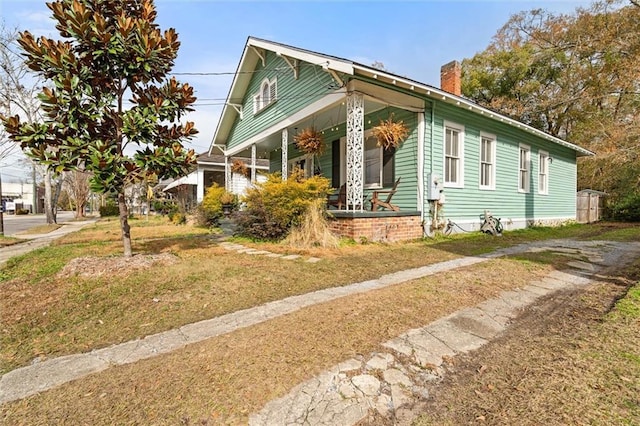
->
<box><xmin>0</xmin><ymin>219</ymin><xmax>98</xmax><ymax>266</ymax></box>
<box><xmin>2</xmin><ymin>237</ymin><xmax>638</xmax><ymax>416</ymax></box>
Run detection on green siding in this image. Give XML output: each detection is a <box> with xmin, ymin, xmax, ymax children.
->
<box><xmin>428</xmin><ymin>102</ymin><xmax>577</xmax><ymax>222</ymax></box>
<box><xmin>227</xmin><ymin>51</ymin><xmax>336</xmax><ymax>150</ymax></box>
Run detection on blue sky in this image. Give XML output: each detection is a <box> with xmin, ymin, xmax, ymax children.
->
<box><xmin>1</xmin><ymin>0</ymin><xmax>594</xmax><ymax>181</ymax></box>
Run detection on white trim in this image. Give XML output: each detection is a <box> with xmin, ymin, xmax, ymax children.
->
<box><xmin>479</xmin><ymin>131</ymin><xmax>496</xmax><ymax>191</ymax></box>
<box><xmin>417</xmin><ymin>112</ymin><xmax>425</xmax><ymax>224</ymax></box>
<box><xmin>350</xmin><ymin>63</ymin><xmax>592</xmax><ymax>157</ymax></box>
<box><xmin>363</xmin><ymin>131</ymin><xmax>383</xmax><ymax>189</ymax></box>
<box><xmin>249</xmin><ymin>37</ymin><xmax>355</xmax><ymax>75</ymax></box>
<box><xmin>538</xmin><ymin>150</ymin><xmax>549</xmax><ymax>195</ymax></box>
<box><xmin>518</xmin><ymin>143</ymin><xmax>531</xmax><ymax>193</ymax></box>
<box><xmin>226</xmin><ymin>89</ymin><xmax>346</xmax><ymax>157</ymax></box>
<box><xmin>287</xmin><ymin>154</ymin><xmax>315</xmax><ymax>178</ymax></box>
<box><xmin>443</xmin><ymin>120</ymin><xmax>465</xmax><ymax>188</ymax></box>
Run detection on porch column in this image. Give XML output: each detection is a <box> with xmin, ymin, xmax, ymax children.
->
<box><xmin>224</xmin><ymin>156</ymin><xmax>230</xmax><ymax>191</ymax></box>
<box><xmin>196</xmin><ymin>168</ymin><xmax>205</xmax><ymax>202</ymax></box>
<box><xmin>346</xmin><ymin>92</ymin><xmax>364</xmax><ymax>211</ymax></box>
<box><xmin>251</xmin><ymin>144</ymin><xmax>257</xmax><ymax>183</ymax></box>
<box><xmin>281</xmin><ymin>128</ymin><xmax>288</xmax><ymax>180</ymax></box>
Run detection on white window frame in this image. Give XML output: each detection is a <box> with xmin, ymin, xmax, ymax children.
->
<box><xmin>479</xmin><ymin>132</ymin><xmax>496</xmax><ymax>190</ymax></box>
<box><xmin>339</xmin><ymin>130</ymin><xmax>385</xmax><ymax>189</ymax></box>
<box><xmin>518</xmin><ymin>144</ymin><xmax>531</xmax><ymax>193</ymax></box>
<box><xmin>253</xmin><ymin>77</ymin><xmax>277</xmax><ymax>114</ymax></box>
<box><xmin>443</xmin><ymin>121</ymin><xmax>464</xmax><ymax>188</ymax></box>
<box><xmin>538</xmin><ymin>150</ymin><xmax>549</xmax><ymax>195</ymax></box>
<box><xmin>288</xmin><ymin>154</ymin><xmax>314</xmax><ymax>178</ymax></box>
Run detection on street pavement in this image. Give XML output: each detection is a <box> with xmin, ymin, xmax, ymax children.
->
<box><xmin>0</xmin><ymin>216</ymin><xmax>97</xmax><ymax>266</ymax></box>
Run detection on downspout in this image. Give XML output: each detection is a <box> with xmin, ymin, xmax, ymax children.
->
<box><xmin>424</xmin><ymin>99</ymin><xmax>435</xmax><ymax>236</ymax></box>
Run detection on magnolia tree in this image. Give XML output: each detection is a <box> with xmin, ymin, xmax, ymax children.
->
<box><xmin>1</xmin><ymin>0</ymin><xmax>198</xmax><ymax>256</ymax></box>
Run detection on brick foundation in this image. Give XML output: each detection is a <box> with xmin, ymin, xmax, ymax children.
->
<box><xmin>328</xmin><ymin>211</ymin><xmax>423</xmax><ymax>243</ymax></box>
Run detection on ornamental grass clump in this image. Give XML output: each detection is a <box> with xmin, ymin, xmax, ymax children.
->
<box><xmin>294</xmin><ymin>127</ymin><xmax>325</xmax><ymax>155</ymax></box>
<box><xmin>372</xmin><ymin>114</ymin><xmax>409</xmax><ymax>150</ymax></box>
<box><xmin>285</xmin><ymin>198</ymin><xmax>340</xmax><ymax>248</ymax></box>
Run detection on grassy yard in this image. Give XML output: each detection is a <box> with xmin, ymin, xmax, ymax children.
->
<box><xmin>1</xmin><ymin>218</ymin><xmax>639</xmax><ymax>424</ymax></box>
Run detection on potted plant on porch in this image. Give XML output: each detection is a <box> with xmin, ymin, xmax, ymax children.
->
<box><xmin>220</xmin><ymin>191</ymin><xmax>236</xmax><ymax>216</ymax></box>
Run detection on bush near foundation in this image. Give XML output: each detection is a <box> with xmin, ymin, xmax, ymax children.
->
<box><xmin>235</xmin><ymin>171</ymin><xmax>332</xmax><ymax>240</ymax></box>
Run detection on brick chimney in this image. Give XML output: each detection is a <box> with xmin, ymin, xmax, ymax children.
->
<box><xmin>440</xmin><ymin>60</ymin><xmax>461</xmax><ymax>96</ymax></box>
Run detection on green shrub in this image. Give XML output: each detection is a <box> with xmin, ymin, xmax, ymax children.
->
<box><xmin>608</xmin><ymin>193</ymin><xmax>640</xmax><ymax>221</ymax></box>
<box><xmin>16</xmin><ymin>208</ymin><xmax>30</xmax><ymax>215</ymax></box>
<box><xmin>169</xmin><ymin>211</ymin><xmax>186</xmax><ymax>225</ymax></box>
<box><xmin>99</xmin><ymin>202</ymin><xmax>119</xmax><ymax>217</ymax></box>
<box><xmin>197</xmin><ymin>184</ymin><xmax>227</xmax><ymax>227</ymax></box>
<box><xmin>152</xmin><ymin>200</ymin><xmax>178</xmax><ymax>216</ymax></box>
<box><xmin>236</xmin><ymin>171</ymin><xmax>332</xmax><ymax>241</ymax></box>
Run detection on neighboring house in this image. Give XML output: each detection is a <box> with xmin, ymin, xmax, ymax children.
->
<box><xmin>209</xmin><ymin>37</ymin><xmax>593</xmax><ymax>242</ymax></box>
<box><xmin>195</xmin><ymin>152</ymin><xmax>269</xmax><ymax>202</ymax></box>
<box><xmin>162</xmin><ymin>153</ymin><xmax>269</xmax><ymax>206</ymax></box>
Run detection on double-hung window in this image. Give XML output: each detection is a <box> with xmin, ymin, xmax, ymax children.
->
<box><xmin>479</xmin><ymin>133</ymin><xmax>496</xmax><ymax>190</ymax></box>
<box><xmin>337</xmin><ymin>131</ymin><xmax>395</xmax><ymax>189</ymax></box>
<box><xmin>538</xmin><ymin>150</ymin><xmax>549</xmax><ymax>195</ymax></box>
<box><xmin>253</xmin><ymin>77</ymin><xmax>277</xmax><ymax>113</ymax></box>
<box><xmin>518</xmin><ymin>144</ymin><xmax>530</xmax><ymax>193</ymax></box>
<box><xmin>444</xmin><ymin>121</ymin><xmax>464</xmax><ymax>187</ymax></box>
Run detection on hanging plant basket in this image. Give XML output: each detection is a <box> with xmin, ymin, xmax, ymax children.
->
<box><xmin>294</xmin><ymin>127</ymin><xmax>325</xmax><ymax>155</ymax></box>
<box><xmin>372</xmin><ymin>114</ymin><xmax>409</xmax><ymax>150</ymax></box>
<box><xmin>231</xmin><ymin>159</ymin><xmax>250</xmax><ymax>178</ymax></box>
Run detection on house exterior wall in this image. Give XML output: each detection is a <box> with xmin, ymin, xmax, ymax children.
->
<box><xmin>226</xmin><ymin>51</ymin><xmax>336</xmax><ymax>150</ymax></box>
<box><xmin>427</xmin><ymin>101</ymin><xmax>577</xmax><ymax>230</ymax></box>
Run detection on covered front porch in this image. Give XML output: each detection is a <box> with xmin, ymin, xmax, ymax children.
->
<box><xmin>216</xmin><ymin>80</ymin><xmax>428</xmax><ymax>241</ymax></box>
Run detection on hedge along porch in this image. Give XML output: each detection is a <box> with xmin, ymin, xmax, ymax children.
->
<box><xmin>208</xmin><ymin>37</ymin><xmax>592</xmax><ymax>242</ymax></box>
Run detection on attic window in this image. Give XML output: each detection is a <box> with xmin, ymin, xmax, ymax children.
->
<box><xmin>253</xmin><ymin>77</ymin><xmax>277</xmax><ymax>114</ymax></box>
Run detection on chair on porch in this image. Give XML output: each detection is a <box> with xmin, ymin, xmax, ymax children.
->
<box><xmin>326</xmin><ymin>183</ymin><xmax>346</xmax><ymax>209</ymax></box>
<box><xmin>370</xmin><ymin>177</ymin><xmax>401</xmax><ymax>211</ymax></box>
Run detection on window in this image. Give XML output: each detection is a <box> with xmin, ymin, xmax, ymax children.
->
<box><xmin>364</xmin><ymin>134</ymin><xmax>382</xmax><ymax>188</ymax></box>
<box><xmin>538</xmin><ymin>150</ymin><xmax>549</xmax><ymax>195</ymax></box>
<box><xmin>336</xmin><ymin>132</ymin><xmax>395</xmax><ymax>189</ymax></box>
<box><xmin>518</xmin><ymin>144</ymin><xmax>530</xmax><ymax>193</ymax></box>
<box><xmin>479</xmin><ymin>133</ymin><xmax>496</xmax><ymax>190</ymax></box>
<box><xmin>288</xmin><ymin>155</ymin><xmax>314</xmax><ymax>178</ymax></box>
<box><xmin>253</xmin><ymin>77</ymin><xmax>277</xmax><ymax>113</ymax></box>
<box><xmin>444</xmin><ymin>122</ymin><xmax>464</xmax><ymax>187</ymax></box>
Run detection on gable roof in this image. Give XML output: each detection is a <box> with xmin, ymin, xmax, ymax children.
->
<box><xmin>210</xmin><ymin>37</ymin><xmax>593</xmax><ymax>157</ymax></box>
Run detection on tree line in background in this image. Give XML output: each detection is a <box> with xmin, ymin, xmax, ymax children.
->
<box><xmin>461</xmin><ymin>0</ymin><xmax>640</xmax><ymax>218</ymax></box>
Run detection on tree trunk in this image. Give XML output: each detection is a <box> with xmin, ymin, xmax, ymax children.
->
<box><xmin>118</xmin><ymin>191</ymin><xmax>132</xmax><ymax>257</ymax></box>
<box><xmin>44</xmin><ymin>169</ymin><xmax>56</xmax><ymax>224</ymax></box>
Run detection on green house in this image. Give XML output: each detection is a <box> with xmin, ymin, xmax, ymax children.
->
<box><xmin>207</xmin><ymin>37</ymin><xmax>592</xmax><ymax>242</ymax></box>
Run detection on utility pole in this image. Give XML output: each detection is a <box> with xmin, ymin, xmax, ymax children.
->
<box><xmin>32</xmin><ymin>163</ymin><xmax>37</xmax><ymax>213</ymax></box>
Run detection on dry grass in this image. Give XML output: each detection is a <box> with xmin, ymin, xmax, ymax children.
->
<box><xmin>285</xmin><ymin>199</ymin><xmax>340</xmax><ymax>248</ymax></box>
<box><xmin>412</xmin><ymin>261</ymin><xmax>640</xmax><ymax>426</ymax></box>
<box><xmin>2</xmin><ymin>220</ymin><xmax>640</xmax><ymax>424</ymax></box>
<box><xmin>1</xmin><ymin>257</ymin><xmax>557</xmax><ymax>425</ymax></box>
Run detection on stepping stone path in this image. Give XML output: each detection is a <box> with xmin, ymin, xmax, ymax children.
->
<box><xmin>219</xmin><ymin>241</ymin><xmax>321</xmax><ymax>263</ymax></box>
<box><xmin>249</xmin><ymin>240</ymin><xmax>640</xmax><ymax>425</ymax></box>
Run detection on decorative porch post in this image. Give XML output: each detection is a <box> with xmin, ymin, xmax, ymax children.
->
<box><xmin>281</xmin><ymin>128</ymin><xmax>288</xmax><ymax>180</ymax></box>
<box><xmin>251</xmin><ymin>144</ymin><xmax>257</xmax><ymax>183</ymax></box>
<box><xmin>224</xmin><ymin>156</ymin><xmax>230</xmax><ymax>191</ymax></box>
<box><xmin>346</xmin><ymin>92</ymin><xmax>364</xmax><ymax>211</ymax></box>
